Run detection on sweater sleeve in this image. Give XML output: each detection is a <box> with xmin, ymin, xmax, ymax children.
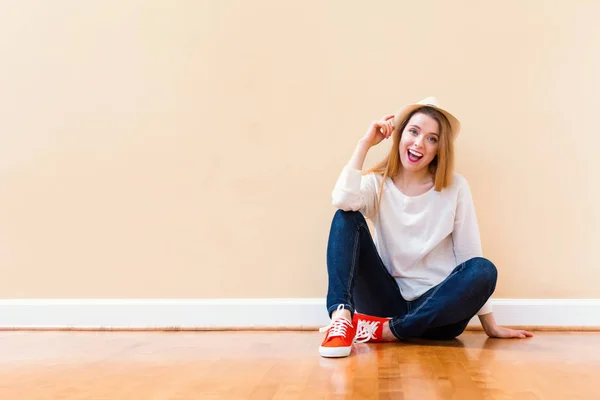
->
<box><xmin>452</xmin><ymin>176</ymin><xmax>482</xmax><ymax>263</ymax></box>
<box><xmin>452</xmin><ymin>176</ymin><xmax>492</xmax><ymax>315</ymax></box>
<box><xmin>331</xmin><ymin>166</ymin><xmax>379</xmax><ymax>219</ymax></box>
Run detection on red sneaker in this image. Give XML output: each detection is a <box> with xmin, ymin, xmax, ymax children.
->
<box><xmin>353</xmin><ymin>312</ymin><xmax>393</xmax><ymax>343</ymax></box>
<box><xmin>319</xmin><ymin>305</ymin><xmax>357</xmax><ymax>358</ymax></box>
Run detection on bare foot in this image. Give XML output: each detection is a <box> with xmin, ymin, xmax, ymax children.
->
<box><xmin>381</xmin><ymin>321</ymin><xmax>397</xmax><ymax>341</ymax></box>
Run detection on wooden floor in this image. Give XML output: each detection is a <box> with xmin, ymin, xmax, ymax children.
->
<box><xmin>1</xmin><ymin>331</ymin><xmax>599</xmax><ymax>399</ymax></box>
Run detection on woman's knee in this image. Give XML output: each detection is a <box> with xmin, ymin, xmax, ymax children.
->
<box><xmin>331</xmin><ymin>209</ymin><xmax>367</xmax><ymax>230</ymax></box>
<box><xmin>466</xmin><ymin>257</ymin><xmax>498</xmax><ymax>288</ymax></box>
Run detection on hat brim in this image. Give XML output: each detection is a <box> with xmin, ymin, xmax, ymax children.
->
<box><xmin>393</xmin><ymin>104</ymin><xmax>461</xmax><ymax>139</ymax></box>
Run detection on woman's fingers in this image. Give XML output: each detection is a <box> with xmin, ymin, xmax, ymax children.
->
<box><xmin>380</xmin><ymin>125</ymin><xmax>389</xmax><ymax>136</ymax></box>
<box><xmin>378</xmin><ymin>114</ymin><xmax>395</xmax><ymax>137</ymax></box>
<box><xmin>515</xmin><ymin>330</ymin><xmax>533</xmax><ymax>338</ymax></box>
<box><xmin>385</xmin><ymin>120</ymin><xmax>394</xmax><ymax>137</ymax></box>
<box><xmin>378</xmin><ymin>121</ymin><xmax>388</xmax><ymax>136</ymax></box>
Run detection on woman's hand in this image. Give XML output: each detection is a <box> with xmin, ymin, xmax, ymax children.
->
<box><xmin>479</xmin><ymin>312</ymin><xmax>533</xmax><ymax>339</ymax></box>
<box><xmin>360</xmin><ymin>114</ymin><xmax>396</xmax><ymax>148</ymax></box>
<box><xmin>486</xmin><ymin>325</ymin><xmax>533</xmax><ymax>339</ymax></box>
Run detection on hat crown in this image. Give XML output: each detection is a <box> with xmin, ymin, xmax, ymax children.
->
<box><xmin>417</xmin><ymin>96</ymin><xmax>440</xmax><ymax>108</ymax></box>
<box><xmin>393</xmin><ymin>96</ymin><xmax>460</xmax><ymax>138</ymax></box>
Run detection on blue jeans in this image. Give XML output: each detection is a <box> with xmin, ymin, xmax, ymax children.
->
<box><xmin>326</xmin><ymin>210</ymin><xmax>497</xmax><ymax>340</ymax></box>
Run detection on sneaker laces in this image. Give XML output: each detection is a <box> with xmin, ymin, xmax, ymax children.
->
<box><xmin>319</xmin><ymin>304</ymin><xmax>353</xmax><ymax>338</ymax></box>
<box><xmin>353</xmin><ymin>319</ymin><xmax>380</xmax><ymax>343</ymax></box>
<box><xmin>319</xmin><ymin>317</ymin><xmax>352</xmax><ymax>338</ymax></box>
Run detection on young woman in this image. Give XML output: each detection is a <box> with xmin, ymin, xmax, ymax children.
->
<box><xmin>320</xmin><ymin>97</ymin><xmax>533</xmax><ymax>358</ymax></box>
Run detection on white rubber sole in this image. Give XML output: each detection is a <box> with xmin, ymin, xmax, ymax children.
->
<box><xmin>319</xmin><ymin>345</ymin><xmax>352</xmax><ymax>358</ymax></box>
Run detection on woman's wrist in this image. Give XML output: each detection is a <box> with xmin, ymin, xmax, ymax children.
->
<box><xmin>348</xmin><ymin>140</ymin><xmax>371</xmax><ymax>170</ymax></box>
<box><xmin>484</xmin><ymin>324</ymin><xmax>499</xmax><ymax>336</ymax></box>
<box><xmin>357</xmin><ymin>138</ymin><xmax>372</xmax><ymax>150</ymax></box>
<box><xmin>478</xmin><ymin>313</ymin><xmax>498</xmax><ymax>334</ymax></box>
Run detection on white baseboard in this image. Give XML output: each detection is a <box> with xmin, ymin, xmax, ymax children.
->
<box><xmin>1</xmin><ymin>298</ymin><xmax>600</xmax><ymax>330</ymax></box>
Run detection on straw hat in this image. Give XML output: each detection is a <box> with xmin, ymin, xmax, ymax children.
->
<box><xmin>393</xmin><ymin>96</ymin><xmax>461</xmax><ymax>139</ymax></box>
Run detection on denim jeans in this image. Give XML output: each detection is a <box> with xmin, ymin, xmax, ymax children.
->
<box><xmin>326</xmin><ymin>210</ymin><xmax>497</xmax><ymax>340</ymax></box>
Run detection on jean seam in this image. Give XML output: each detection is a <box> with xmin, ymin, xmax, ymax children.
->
<box><xmin>357</xmin><ymin>220</ymin><xmax>397</xmax><ymax>290</ymax></box>
<box><xmin>344</xmin><ymin>228</ymin><xmax>360</xmax><ymax>309</ymax></box>
<box><xmin>389</xmin><ymin>262</ymin><xmax>464</xmax><ymax>332</ymax></box>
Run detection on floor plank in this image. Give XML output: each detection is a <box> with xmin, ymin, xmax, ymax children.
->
<box><xmin>1</xmin><ymin>331</ymin><xmax>599</xmax><ymax>399</ymax></box>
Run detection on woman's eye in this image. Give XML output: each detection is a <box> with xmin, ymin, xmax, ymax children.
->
<box><xmin>409</xmin><ymin>129</ymin><xmax>418</xmax><ymax>135</ymax></box>
<box><xmin>428</xmin><ymin>137</ymin><xmax>438</xmax><ymax>143</ymax></box>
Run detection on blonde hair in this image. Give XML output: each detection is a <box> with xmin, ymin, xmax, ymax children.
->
<box><xmin>364</xmin><ymin>106</ymin><xmax>455</xmax><ymax>209</ymax></box>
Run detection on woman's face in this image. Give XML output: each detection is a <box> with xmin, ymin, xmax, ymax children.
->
<box><xmin>398</xmin><ymin>112</ymin><xmax>440</xmax><ymax>173</ymax></box>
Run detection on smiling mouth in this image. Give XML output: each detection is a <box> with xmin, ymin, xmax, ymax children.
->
<box><xmin>407</xmin><ymin>149</ymin><xmax>423</xmax><ymax>163</ymax></box>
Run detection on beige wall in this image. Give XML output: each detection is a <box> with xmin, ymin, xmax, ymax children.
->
<box><xmin>1</xmin><ymin>1</ymin><xmax>598</xmax><ymax>299</ymax></box>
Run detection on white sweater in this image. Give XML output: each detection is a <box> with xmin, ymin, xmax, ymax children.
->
<box><xmin>332</xmin><ymin>166</ymin><xmax>492</xmax><ymax>315</ymax></box>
